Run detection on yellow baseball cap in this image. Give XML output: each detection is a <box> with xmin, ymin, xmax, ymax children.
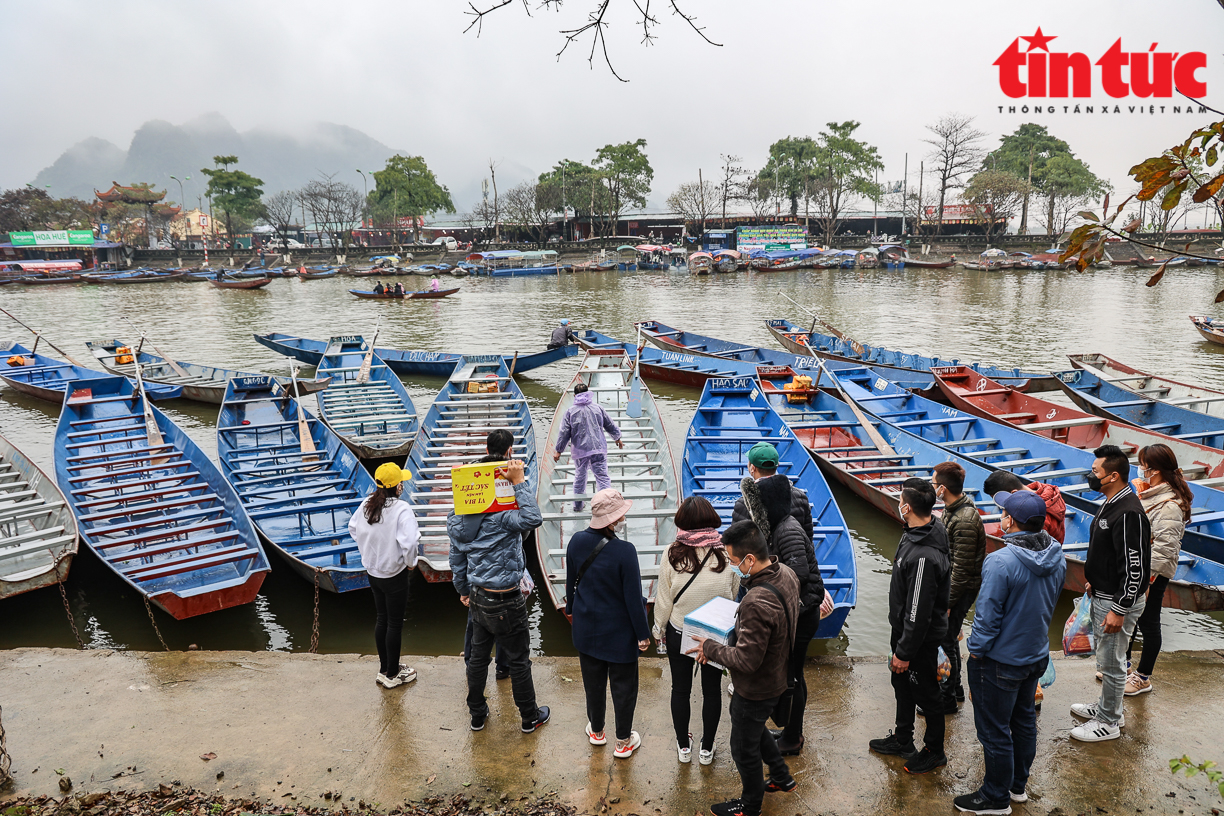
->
<box><xmin>374</xmin><ymin>463</ymin><xmax>410</xmax><ymax>488</ymax></box>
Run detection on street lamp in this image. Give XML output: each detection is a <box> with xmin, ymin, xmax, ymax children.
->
<box><xmin>170</xmin><ymin>175</ymin><xmax>189</xmax><ymax>243</ymax></box>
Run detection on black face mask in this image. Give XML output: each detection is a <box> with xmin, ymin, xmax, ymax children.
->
<box><xmin>1087</xmin><ymin>474</ymin><xmax>1104</xmax><ymax>492</ymax></box>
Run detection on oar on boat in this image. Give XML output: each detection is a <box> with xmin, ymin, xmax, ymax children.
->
<box><xmin>356</xmin><ymin>320</ymin><xmax>381</xmax><ymax>385</ymax></box>
<box><xmin>503</xmin><ymin>351</ymin><xmax>519</xmax><ymax>392</ymax></box>
<box><xmin>780</xmin><ymin>293</ymin><xmax>868</xmax><ymax>357</ymax></box>
<box><xmin>289</xmin><ymin>364</ymin><xmax>319</xmax><ymax>465</ymax></box>
<box><xmin>817</xmin><ymin>360</ymin><xmax>897</xmax><ymax>457</ymax></box>
<box><xmin>0</xmin><ymin>307</ymin><xmax>91</xmax><ymax>368</ymax></box>
<box><xmin>132</xmin><ymin>361</ymin><xmax>169</xmax><ymax>466</ymax></box>
<box><xmin>123</xmin><ymin>317</ymin><xmax>191</xmax><ymax>379</ymax></box>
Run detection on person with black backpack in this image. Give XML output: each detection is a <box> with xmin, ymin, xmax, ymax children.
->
<box><xmin>565</xmin><ymin>488</ymin><xmax>651</xmax><ymax>759</ymax></box>
<box><xmin>688</xmin><ymin>520</ymin><xmax>800</xmax><ymax>816</ymax></box>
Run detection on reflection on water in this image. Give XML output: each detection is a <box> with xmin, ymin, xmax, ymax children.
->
<box><xmin>3</xmin><ymin>265</ymin><xmax>1224</xmax><ymax>656</ymax></box>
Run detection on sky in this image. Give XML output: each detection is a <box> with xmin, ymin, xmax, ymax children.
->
<box><xmin>3</xmin><ymin>0</ymin><xmax>1223</xmax><ymax>214</ymax></box>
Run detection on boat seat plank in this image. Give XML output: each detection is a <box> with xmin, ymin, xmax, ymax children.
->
<box><xmin>942</xmin><ymin>438</ymin><xmax>1000</xmax><ymax>448</ymax></box>
<box><xmin>66</xmin><ymin>459</ymin><xmax>190</xmax><ymax>482</ymax></box>
<box><xmin>70</xmin><ymin>472</ymin><xmax>202</xmax><ymax>497</ymax></box>
<box><xmin>65</xmin><ymin>424</ymin><xmax>145</xmax><ymax>440</ymax></box>
<box><xmin>824</xmin><ymin>454</ymin><xmax>915</xmax><ymax>463</ymax></box>
<box><xmin>120</xmin><ymin>545</ymin><xmax>257</xmax><ymax>582</ymax></box>
<box><xmin>1022</xmin><ymin>417</ymin><xmax>1103</xmax><ymax>430</ymax></box>
<box><xmin>237</xmin><ymin>478</ymin><xmax>349</xmax><ymax>499</ymax></box>
<box><xmin>67</xmin><ymin>414</ymin><xmax>144</xmax><ymax>428</ymax></box>
<box><xmin>93</xmin><ymin>518</ymin><xmax>236</xmax><ymax>550</ymax></box>
<box><xmin>0</xmin><ymin>525</ymin><xmax>68</xmax><ymax>549</ymax></box>
<box><xmin>993</xmin><ymin>457</ymin><xmax>1059</xmax><ymax>469</ymax></box>
<box><xmin>107</xmin><ymin>531</ymin><xmax>242</xmax><ymax>564</ymax></box>
<box><xmin>0</xmin><ymin>500</ymin><xmax>62</xmax><ymax>526</ymax></box>
<box><xmin>65</xmin><ymin>444</ymin><xmax>176</xmax><ymax>466</ymax></box>
<box><xmin>962</xmin><ymin>448</ymin><xmax>1029</xmax><ymax>459</ymax></box>
<box><xmin>75</xmin><ymin>485</ymin><xmax>208</xmax><ymax>511</ymax></box>
<box><xmin>835</xmin><ymin>464</ymin><xmax>932</xmax><ymax>475</ymax></box>
<box><xmin>84</xmin><ymin>506</ymin><xmax>227</xmax><ymax>537</ymax></box>
<box><xmin>219</xmin><ymin>419</ymin><xmax>318</xmax><ymax>434</ymax></box>
<box><xmin>79</xmin><ymin>493</ymin><xmax>220</xmax><ymax>523</ymax></box>
<box><xmin>0</xmin><ymin>534</ymin><xmax>76</xmax><ymax>563</ymax></box>
<box><xmin>894</xmin><ymin>418</ymin><xmax>978</xmax><ymax>428</ymax></box>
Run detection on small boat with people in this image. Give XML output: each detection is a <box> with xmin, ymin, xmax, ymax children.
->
<box><xmin>536</xmin><ymin>349</ymin><xmax>679</xmax><ymax>611</ymax></box>
<box><xmin>402</xmin><ymin>355</ymin><xmax>537</xmax><ymax>583</ymax></box>
<box><xmin>634</xmin><ymin>245</ymin><xmax>670</xmax><ymax>270</ymax></box>
<box><xmin>616</xmin><ymin>245</ymin><xmax>638</xmax><ymax>271</ymax></box>
<box><xmin>1067</xmin><ymin>352</ymin><xmax>1224</xmax><ymax>417</ymax></box>
<box><xmin>0</xmin><ymin>433</ymin><xmax>78</xmax><ymax>600</ymax></box>
<box><xmin>56</xmin><ymin>375</ymin><xmax>271</xmax><ymax>618</ymax></box>
<box><xmin>216</xmin><ymin>375</ymin><xmax>372</xmax><ymax>593</ymax></box>
<box><xmin>315</xmin><ymin>335</ymin><xmax>419</xmax><ymax>459</ymax></box>
<box><xmin>712</xmin><ymin>249</ymin><xmax>741</xmax><ymax>273</ymax></box>
<box><xmin>1190</xmin><ymin>315</ymin><xmax>1224</xmax><ymax>347</ymax></box>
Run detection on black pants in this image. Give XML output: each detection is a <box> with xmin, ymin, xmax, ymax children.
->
<box><xmin>665</xmin><ymin>623</ymin><xmax>724</xmax><ymax>751</ymax></box>
<box><xmin>466</xmin><ymin>587</ymin><xmax>539</xmax><ymax>725</ymax></box>
<box><xmin>890</xmin><ymin>641</ymin><xmax>945</xmax><ymax>752</ymax></box>
<box><xmin>1127</xmin><ymin>575</ymin><xmax>1170</xmax><ymax>676</ymax></box>
<box><xmin>729</xmin><ymin>692</ymin><xmax>789</xmax><ymax>816</ymax></box>
<box><xmin>779</xmin><ymin>604</ymin><xmax>821</xmax><ymax>743</ymax></box>
<box><xmin>369</xmin><ymin>570</ymin><xmax>410</xmax><ymax>677</ymax></box>
<box><xmin>464</xmin><ymin>610</ymin><xmax>509</xmax><ymax>675</ymax></box>
<box><xmin>578</xmin><ymin>652</ymin><xmax>639</xmax><ymax>741</ymax></box>
<box><xmin>941</xmin><ymin>591</ymin><xmax>977</xmax><ymax>705</ymax></box>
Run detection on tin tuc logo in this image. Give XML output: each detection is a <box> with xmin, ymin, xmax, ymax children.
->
<box><xmin>994</xmin><ymin>28</ymin><xmax>1207</xmax><ymax>99</ymax></box>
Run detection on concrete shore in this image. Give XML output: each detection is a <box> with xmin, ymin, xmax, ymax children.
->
<box><xmin>2</xmin><ymin>648</ymin><xmax>1222</xmax><ymax>814</ymax></box>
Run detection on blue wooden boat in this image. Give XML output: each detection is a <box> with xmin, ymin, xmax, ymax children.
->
<box><xmin>1066</xmin><ymin>353</ymin><xmax>1224</xmax><ymax>420</ymax></box>
<box><xmin>1</xmin><ymin>341</ymin><xmax>182</xmax><ymax>404</ymax></box>
<box><xmin>216</xmin><ymin>376</ymin><xmax>373</xmax><ymax>593</ymax></box>
<box><xmin>763</xmin><ymin>318</ymin><xmax>1056</xmax><ymax>391</ymax></box>
<box><xmin>403</xmin><ymin>355</ymin><xmax>537</xmax><ymax>583</ymax></box>
<box><xmin>315</xmin><ymin>335</ymin><xmax>419</xmax><ymax>459</ymax></box>
<box><xmin>252</xmin><ymin>332</ymin><xmax>578</xmax><ymax>377</ymax></box>
<box><xmin>1055</xmin><ymin>368</ymin><xmax>1224</xmax><ymax>451</ymax></box>
<box><xmin>681</xmin><ymin>376</ymin><xmax>856</xmax><ymax>639</ymax></box>
<box><xmin>1</xmin><ymin>433</ymin><xmax>78</xmax><ymax>600</ymax></box>
<box><xmin>55</xmin><ymin>376</ymin><xmax>270</xmax><ymax>618</ymax></box>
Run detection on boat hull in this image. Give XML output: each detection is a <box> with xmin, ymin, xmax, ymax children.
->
<box><xmin>210</xmin><ymin>278</ymin><xmax>272</xmax><ymax>289</ymax></box>
<box><xmin>0</xmin><ymin>434</ymin><xmax>79</xmax><ymax>600</ymax></box>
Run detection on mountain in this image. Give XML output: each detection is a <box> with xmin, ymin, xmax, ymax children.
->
<box><xmin>31</xmin><ymin>114</ymin><xmax>401</xmax><ymax>206</ymax></box>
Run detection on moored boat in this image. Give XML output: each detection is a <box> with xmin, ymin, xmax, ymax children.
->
<box><xmin>1190</xmin><ymin>315</ymin><xmax>1224</xmax><ymax>347</ymax></box>
<box><xmin>315</xmin><ymin>335</ymin><xmax>418</xmax><ymax>459</ymax></box>
<box><xmin>209</xmin><ymin>277</ymin><xmax>272</xmax><ymax>289</ymax></box>
<box><xmin>1067</xmin><ymin>352</ymin><xmax>1224</xmax><ymax>418</ymax></box>
<box><xmin>0</xmin><ymin>434</ymin><xmax>78</xmax><ymax>600</ymax></box>
<box><xmin>712</xmin><ymin>249</ymin><xmax>741</xmax><ymax>273</ymax></box>
<box><xmin>688</xmin><ymin>252</ymin><xmax>714</xmax><ymax>275</ymax></box>
<box><xmin>1</xmin><ymin>341</ymin><xmax>182</xmax><ymax>404</ymax></box>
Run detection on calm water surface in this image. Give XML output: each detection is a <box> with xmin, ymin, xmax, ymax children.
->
<box><xmin>3</xmin><ymin>265</ymin><xmax>1224</xmax><ymax>657</ymax></box>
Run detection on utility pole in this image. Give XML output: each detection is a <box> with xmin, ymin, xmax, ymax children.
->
<box><xmin>872</xmin><ymin>167</ymin><xmax>878</xmax><ymax>240</ymax></box>
<box><xmin>1020</xmin><ymin>142</ymin><xmax>1035</xmax><ymax>235</ymax></box>
<box><xmin>698</xmin><ymin>168</ymin><xmax>705</xmax><ymax>236</ymax></box>
<box><xmin>562</xmin><ymin>164</ymin><xmax>567</xmax><ymax>242</ymax></box>
<box><xmin>356</xmin><ymin>170</ymin><xmax>368</xmax><ymax>229</ymax></box>
<box><xmin>901</xmin><ymin>153</ymin><xmax>908</xmax><ymax>236</ymax></box>
<box><xmin>917</xmin><ymin>161</ymin><xmax>924</xmax><ymax>242</ymax></box>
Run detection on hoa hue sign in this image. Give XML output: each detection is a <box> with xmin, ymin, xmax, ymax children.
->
<box><xmin>994</xmin><ymin>28</ymin><xmax>1207</xmax><ymax>99</ymax></box>
<box><xmin>9</xmin><ymin>230</ymin><xmax>95</xmax><ymax>247</ymax></box>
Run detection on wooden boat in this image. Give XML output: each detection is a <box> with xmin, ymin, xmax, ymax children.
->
<box><xmin>1054</xmin><ymin>368</ymin><xmax>1224</xmax><ymax>451</ymax></box>
<box><xmin>350</xmin><ymin>287</ymin><xmax>460</xmax><ymax>300</ymax></box>
<box><xmin>298</xmin><ymin>268</ymin><xmax>339</xmax><ymax>279</ymax></box>
<box><xmin>216</xmin><ymin>376</ymin><xmax>371</xmax><ymax>593</ymax></box>
<box><xmin>1190</xmin><ymin>315</ymin><xmax>1224</xmax><ymax>347</ymax></box>
<box><xmin>0</xmin><ymin>434</ymin><xmax>78</xmax><ymax>600</ymax></box>
<box><xmin>99</xmin><ymin>272</ymin><xmax>183</xmax><ymax>284</ymax></box>
<box><xmin>86</xmin><ymin>338</ymin><xmax>330</xmax><ymax>405</ymax></box>
<box><xmin>681</xmin><ymin>376</ymin><xmax>856</xmax><ymax>637</ymax></box>
<box><xmin>536</xmin><ymin>349</ymin><xmax>679</xmax><ymax>611</ymax></box>
<box><xmin>408</xmin><ymin>287</ymin><xmax>459</xmax><ymax>299</ymax></box>
<box><xmin>16</xmin><ymin>275</ymin><xmax>81</xmax><ymax>285</ymax></box>
<box><xmin>689</xmin><ymin>252</ymin><xmax>714</xmax><ymax>275</ymax></box>
<box><xmin>315</xmin><ymin>335</ymin><xmax>418</xmax><ymax>459</ymax></box>
<box><xmin>55</xmin><ymin>376</ymin><xmax>270</xmax><ymax>618</ymax></box>
<box><xmin>763</xmin><ymin>318</ymin><xmax>1056</xmax><ymax>392</ymax></box>
<box><xmin>209</xmin><ymin>277</ymin><xmax>271</xmax><ymax>290</ymax></box>
<box><xmin>1</xmin><ymin>341</ymin><xmax>182</xmax><ymax>404</ymax></box>
<box><xmin>253</xmin><ymin>332</ymin><xmax>577</xmax><ymax>377</ymax></box>
<box><xmin>931</xmin><ymin>365</ymin><xmax>1224</xmax><ymax>481</ymax></box>
<box><xmin>825</xmin><ymin>366</ymin><xmax>1224</xmax><ymax>611</ymax></box>
<box><xmin>713</xmin><ymin>250</ymin><xmax>741</xmax><ymax>273</ymax></box>
<box><xmin>894</xmin><ymin>257</ymin><xmax>955</xmax><ymax>269</ymax></box>
<box><xmin>403</xmin><ymin>355</ymin><xmax>537</xmax><ymax>583</ymax></box>
<box><xmin>1067</xmin><ymin>352</ymin><xmax>1224</xmax><ymax>418</ymax></box>
<box><xmin>350</xmin><ymin>289</ymin><xmax>405</xmax><ymax>299</ymax></box>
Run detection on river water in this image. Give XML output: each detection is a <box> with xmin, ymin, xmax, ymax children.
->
<box><xmin>3</xmin><ymin>265</ymin><xmax>1224</xmax><ymax>658</ymax></box>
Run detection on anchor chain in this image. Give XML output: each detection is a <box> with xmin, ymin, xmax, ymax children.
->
<box><xmin>309</xmin><ymin>569</ymin><xmax>321</xmax><ymax>654</ymax></box>
<box><xmin>54</xmin><ymin>553</ymin><xmax>84</xmax><ymax>649</ymax></box>
<box><xmin>143</xmin><ymin>596</ymin><xmax>170</xmax><ymax>652</ymax></box>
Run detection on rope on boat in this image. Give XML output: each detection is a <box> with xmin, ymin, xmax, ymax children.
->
<box><xmin>53</xmin><ymin>550</ymin><xmax>85</xmax><ymax>649</ymax></box>
<box><xmin>143</xmin><ymin>596</ymin><xmax>170</xmax><ymax>652</ymax></box>
<box><xmin>0</xmin><ymin>705</ymin><xmax>11</xmax><ymax>789</ymax></box>
<box><xmin>309</xmin><ymin>568</ymin><xmax>321</xmax><ymax>654</ymax></box>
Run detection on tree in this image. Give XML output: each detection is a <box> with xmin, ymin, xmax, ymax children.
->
<box><xmin>717</xmin><ymin>154</ymin><xmax>746</xmax><ymax>227</ymax></box>
<box><xmin>538</xmin><ymin>159</ymin><xmax>607</xmax><ymax>239</ymax></box>
<box><xmin>758</xmin><ymin>137</ymin><xmax>820</xmax><ymax>217</ymax></box>
<box><xmin>1037</xmin><ymin>153</ymin><xmax>1109</xmax><ymax>237</ymax></box>
<box><xmin>200</xmin><ymin>155</ymin><xmax>265</xmax><ymax>247</ymax></box>
<box><xmin>591</xmin><ymin>139</ymin><xmax>653</xmax><ymax>238</ymax></box>
<box><xmin>963</xmin><ymin>169</ymin><xmax>1031</xmax><ymax>242</ymax></box>
<box><xmin>299</xmin><ymin>176</ymin><xmax>364</xmax><ymax>251</ymax></box>
<box><xmin>924</xmin><ymin>114</ymin><xmax>986</xmax><ymax>235</ymax></box>
<box><xmin>742</xmin><ymin>177</ymin><xmax>776</xmax><ymax>222</ymax></box>
<box><xmin>807</xmin><ymin>121</ymin><xmax>884</xmax><ymax>246</ymax></box>
<box><xmin>502</xmin><ymin>180</ymin><xmax>560</xmax><ymax>246</ymax></box>
<box><xmin>368</xmin><ymin>155</ymin><xmax>455</xmax><ymax>244</ymax></box>
<box><xmin>667</xmin><ymin>178</ymin><xmax>719</xmax><ymax>236</ymax></box>
<box><xmin>261</xmin><ymin>190</ymin><xmax>299</xmax><ymax>249</ymax></box>
<box><xmin>983</xmin><ymin>124</ymin><xmax>1071</xmax><ymax>234</ymax></box>
<box><xmin>0</xmin><ymin>188</ymin><xmax>52</xmax><ymax>232</ymax></box>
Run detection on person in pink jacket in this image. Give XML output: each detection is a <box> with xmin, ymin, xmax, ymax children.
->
<box><xmin>552</xmin><ymin>383</ymin><xmax>624</xmax><ymax>511</ymax></box>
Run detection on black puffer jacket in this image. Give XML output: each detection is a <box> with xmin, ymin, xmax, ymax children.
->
<box><xmin>733</xmin><ymin>475</ymin><xmax>813</xmax><ymax>542</ymax></box>
<box><xmin>740</xmin><ymin>476</ymin><xmax>825</xmax><ymax>610</ymax></box>
<box><xmin>943</xmin><ymin>493</ymin><xmax>987</xmax><ymax>606</ymax></box>
<box><xmin>887</xmin><ymin>518</ymin><xmax>951</xmax><ymax>661</ymax></box>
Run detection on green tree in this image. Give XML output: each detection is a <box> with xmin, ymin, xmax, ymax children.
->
<box><xmin>963</xmin><ymin>169</ymin><xmax>1032</xmax><ymax>242</ymax></box>
<box><xmin>592</xmin><ymin>140</ymin><xmax>653</xmax><ymax>238</ymax></box>
<box><xmin>368</xmin><ymin>155</ymin><xmax>455</xmax><ymax>243</ymax></box>
<box><xmin>983</xmin><ymin>124</ymin><xmax>1072</xmax><ymax>234</ymax></box>
<box><xmin>538</xmin><ymin>159</ymin><xmax>607</xmax><ymax>240</ymax></box>
<box><xmin>200</xmin><ymin>155</ymin><xmax>265</xmax><ymax>247</ymax></box>
<box><xmin>758</xmin><ymin>136</ymin><xmax>820</xmax><ymax>217</ymax></box>
<box><xmin>807</xmin><ymin>121</ymin><xmax>884</xmax><ymax>246</ymax></box>
<box><xmin>1040</xmin><ymin>153</ymin><xmax>1109</xmax><ymax>236</ymax></box>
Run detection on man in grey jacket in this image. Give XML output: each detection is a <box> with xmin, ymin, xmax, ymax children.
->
<box><xmin>448</xmin><ymin>459</ymin><xmax>550</xmax><ymax>734</ymax></box>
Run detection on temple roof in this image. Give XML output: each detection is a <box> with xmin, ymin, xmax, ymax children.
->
<box><xmin>153</xmin><ymin>203</ymin><xmax>182</xmax><ymax>217</ymax></box>
<box><xmin>95</xmin><ymin>182</ymin><xmax>167</xmax><ymax>204</ymax></box>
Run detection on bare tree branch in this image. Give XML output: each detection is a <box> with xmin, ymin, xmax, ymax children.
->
<box><xmin>463</xmin><ymin>0</ymin><xmax>521</xmax><ymax>36</ymax></box>
<box><xmin>668</xmin><ymin>0</ymin><xmax>721</xmax><ymax>46</ymax></box>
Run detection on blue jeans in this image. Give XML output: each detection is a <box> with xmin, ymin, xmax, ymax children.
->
<box><xmin>1092</xmin><ymin>596</ymin><xmax>1145</xmax><ymax>726</ymax></box>
<box><xmin>967</xmin><ymin>654</ymin><xmax>1045</xmax><ymax>805</ymax></box>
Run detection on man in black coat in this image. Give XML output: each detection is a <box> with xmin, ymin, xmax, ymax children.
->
<box><xmin>870</xmin><ymin>477</ymin><xmax>951</xmax><ymax>775</ymax></box>
<box><xmin>731</xmin><ymin>442</ymin><xmax>813</xmax><ymax>542</ymax></box>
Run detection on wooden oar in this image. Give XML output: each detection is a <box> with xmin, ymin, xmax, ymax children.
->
<box><xmin>780</xmin><ymin>293</ymin><xmax>869</xmax><ymax>357</ymax></box>
<box><xmin>0</xmin><ymin>307</ymin><xmax>90</xmax><ymax>367</ymax></box>
<box><xmin>132</xmin><ymin>361</ymin><xmax>169</xmax><ymax>465</ymax></box>
<box><xmin>124</xmin><ymin>318</ymin><xmax>191</xmax><ymax>379</ymax></box>
<box><xmin>356</xmin><ymin>327</ymin><xmax>381</xmax><ymax>385</ymax></box>
<box><xmin>817</xmin><ymin>360</ymin><xmax>896</xmax><ymax>457</ymax></box>
<box><xmin>503</xmin><ymin>351</ymin><xmax>519</xmax><ymax>392</ymax></box>
<box><xmin>290</xmin><ymin>363</ymin><xmax>319</xmax><ymax>464</ymax></box>
<box><xmin>627</xmin><ymin>327</ymin><xmax>646</xmax><ymax>419</ymax></box>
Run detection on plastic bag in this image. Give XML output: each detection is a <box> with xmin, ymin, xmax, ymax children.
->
<box><xmin>1039</xmin><ymin>659</ymin><xmax>1056</xmax><ymax>689</ymax></box>
<box><xmin>1062</xmin><ymin>592</ymin><xmax>1095</xmax><ymax>656</ymax></box>
<box><xmin>936</xmin><ymin>647</ymin><xmax>951</xmax><ymax>682</ymax></box>
<box><xmin>518</xmin><ymin>568</ymin><xmax>535</xmax><ymax>598</ymax></box>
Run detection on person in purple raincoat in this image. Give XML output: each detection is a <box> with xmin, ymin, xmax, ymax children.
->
<box><xmin>552</xmin><ymin>383</ymin><xmax>624</xmax><ymax>512</ymax></box>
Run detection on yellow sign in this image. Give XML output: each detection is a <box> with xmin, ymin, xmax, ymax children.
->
<box><xmin>450</xmin><ymin>461</ymin><xmax>519</xmax><ymax>515</ymax></box>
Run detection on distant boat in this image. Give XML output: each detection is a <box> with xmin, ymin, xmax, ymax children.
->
<box><xmin>56</xmin><ymin>376</ymin><xmax>270</xmax><ymax>618</ymax></box>
<box><xmin>16</xmin><ymin>275</ymin><xmax>80</xmax><ymax>285</ymax></box>
<box><xmin>688</xmin><ymin>252</ymin><xmax>714</xmax><ymax>275</ymax></box>
<box><xmin>315</xmin><ymin>335</ymin><xmax>419</xmax><ymax>459</ymax></box>
<box><xmin>1067</xmin><ymin>352</ymin><xmax>1224</xmax><ymax>418</ymax></box>
<box><xmin>349</xmin><ymin>287</ymin><xmax>460</xmax><ymax>300</ymax></box>
<box><xmin>297</xmin><ymin>268</ymin><xmax>339</xmax><ymax>279</ymax></box>
<box><xmin>209</xmin><ymin>277</ymin><xmax>271</xmax><ymax>289</ymax></box>
<box><xmin>1</xmin><ymin>341</ymin><xmax>181</xmax><ymax>404</ymax></box>
<box><xmin>1190</xmin><ymin>315</ymin><xmax>1224</xmax><ymax>347</ymax></box>
<box><xmin>216</xmin><ymin>376</ymin><xmax>373</xmax><ymax>593</ymax></box>
<box><xmin>0</xmin><ymin>433</ymin><xmax>78</xmax><ymax>600</ymax></box>
<box><xmin>536</xmin><ymin>349</ymin><xmax>678</xmax><ymax>612</ymax></box>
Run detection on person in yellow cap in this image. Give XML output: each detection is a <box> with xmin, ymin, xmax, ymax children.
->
<box><xmin>349</xmin><ymin>462</ymin><xmax>421</xmax><ymax>689</ymax></box>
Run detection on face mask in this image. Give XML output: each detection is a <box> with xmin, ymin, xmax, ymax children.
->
<box><xmin>935</xmin><ymin>486</ymin><xmax>946</xmax><ymax>503</ymax></box>
<box><xmin>899</xmin><ymin>503</ymin><xmax>911</xmax><ymax>523</ymax></box>
<box><xmin>730</xmin><ymin>556</ymin><xmax>752</xmax><ymax>579</ymax></box>
<box><xmin>1087</xmin><ymin>474</ymin><xmax>1104</xmax><ymax>492</ymax></box>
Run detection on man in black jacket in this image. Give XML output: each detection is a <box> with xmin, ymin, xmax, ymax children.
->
<box><xmin>1070</xmin><ymin>444</ymin><xmax>1152</xmax><ymax>743</ymax></box>
<box><xmin>870</xmin><ymin>477</ymin><xmax>951</xmax><ymax>775</ymax></box>
<box><xmin>732</xmin><ymin>442</ymin><xmax>813</xmax><ymax>542</ymax></box>
<box><xmin>933</xmin><ymin>461</ymin><xmax>985</xmax><ymax>714</ymax></box>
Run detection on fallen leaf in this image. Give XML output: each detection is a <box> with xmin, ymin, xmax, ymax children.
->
<box><xmin>200</xmin><ymin>752</ymin><xmax>217</xmax><ymax>761</ymax></box>
<box><xmin>463</xmin><ymin>781</ymin><xmax>471</xmax><ymax>787</ymax></box>
<box><xmin>426</xmin><ymin>774</ymin><xmax>436</xmax><ymax>785</ymax></box>
<box><xmin>55</xmin><ymin>768</ymin><xmax>65</xmax><ymax>775</ymax></box>
<box><xmin>561</xmin><ymin>676</ymin><xmax>574</xmax><ymax>682</ymax></box>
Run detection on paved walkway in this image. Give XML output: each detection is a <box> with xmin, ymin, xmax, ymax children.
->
<box><xmin>1</xmin><ymin>648</ymin><xmax>1222</xmax><ymax>814</ymax></box>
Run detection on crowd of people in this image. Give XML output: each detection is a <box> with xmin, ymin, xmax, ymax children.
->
<box><xmin>345</xmin><ymin>414</ymin><xmax>1186</xmax><ymax>816</ymax></box>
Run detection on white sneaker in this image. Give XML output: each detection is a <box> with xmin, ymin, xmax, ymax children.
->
<box><xmin>699</xmin><ymin>746</ymin><xmax>716</xmax><ymax>766</ymax></box>
<box><xmin>1069</xmin><ymin>703</ymin><xmax>1124</xmax><ymax>728</ymax></box>
<box><xmin>613</xmin><ymin>731</ymin><xmax>642</xmax><ymax>759</ymax></box>
<box><xmin>376</xmin><ymin>672</ymin><xmax>408</xmax><ymax>689</ymax></box>
<box><xmin>678</xmin><ymin>733</ymin><xmax>693</xmax><ymax>763</ymax></box>
<box><xmin>586</xmin><ymin>721</ymin><xmax>607</xmax><ymax>746</ymax></box>
<box><xmin>1070</xmin><ymin>719</ymin><xmax>1121</xmax><ymax>742</ymax></box>
<box><xmin>1009</xmin><ymin>790</ymin><xmax>1028</xmax><ymax>803</ymax></box>
<box><xmin>395</xmin><ymin>664</ymin><xmax>417</xmax><ymax>683</ymax></box>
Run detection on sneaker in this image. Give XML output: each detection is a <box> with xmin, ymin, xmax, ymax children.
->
<box><xmin>903</xmin><ymin>747</ymin><xmax>948</xmax><ymax>775</ymax></box>
<box><xmin>586</xmin><ymin>721</ymin><xmax>607</xmax><ymax>746</ymax></box>
<box><xmin>699</xmin><ymin>746</ymin><xmax>716</xmax><ymax>766</ymax></box>
<box><xmin>677</xmin><ymin>733</ymin><xmax>692</xmax><ymax>763</ymax></box>
<box><xmin>869</xmin><ymin>731</ymin><xmax>917</xmax><ymax>757</ymax></box>
<box><xmin>522</xmin><ymin>705</ymin><xmax>551</xmax><ymax>733</ymax></box>
<box><xmin>709</xmin><ymin>799</ymin><xmax>754</xmax><ymax>816</ymax></box>
<box><xmin>495</xmin><ymin>668</ymin><xmax>511</xmax><ymax>681</ymax></box>
<box><xmin>470</xmin><ymin>711</ymin><xmax>488</xmax><ymax>732</ymax></box>
<box><xmin>376</xmin><ymin>672</ymin><xmax>408</xmax><ymax>689</ymax></box>
<box><xmin>395</xmin><ymin>664</ymin><xmax>417</xmax><ymax>683</ymax></box>
<box><xmin>955</xmin><ymin>687</ymin><xmax>966</xmax><ymax>703</ymax></box>
<box><xmin>1009</xmin><ymin>789</ymin><xmax>1028</xmax><ymax>803</ymax></box>
<box><xmin>613</xmin><ymin>731</ymin><xmax>642</xmax><ymax>759</ymax></box>
<box><xmin>1069</xmin><ymin>703</ymin><xmax>1124</xmax><ymax>728</ymax></box>
<box><xmin>1070</xmin><ymin>718</ymin><xmax>1121</xmax><ymax>742</ymax></box>
<box><xmin>1124</xmin><ymin>674</ymin><xmax>1152</xmax><ymax>696</ymax></box>
<box><xmin>952</xmin><ymin>791</ymin><xmax>1012</xmax><ymax>815</ymax></box>
<box><xmin>764</xmin><ymin>775</ymin><xmax>797</xmax><ymax>793</ymax></box>
<box><xmin>573</xmin><ymin>501</ymin><xmax>585</xmax><ymax>513</ymax></box>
